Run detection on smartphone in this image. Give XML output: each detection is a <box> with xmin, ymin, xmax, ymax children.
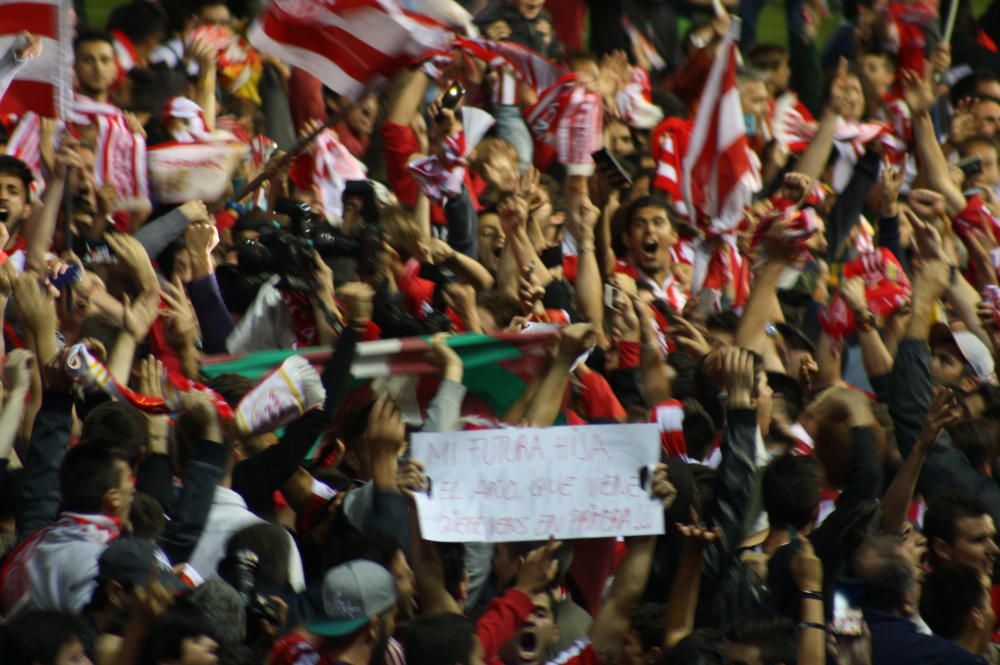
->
<box><xmin>831</xmin><ymin>580</ymin><xmax>865</xmax><ymax>637</ymax></box>
<box><xmin>958</xmin><ymin>155</ymin><xmax>983</xmax><ymax>178</ymax></box>
<box><xmin>51</xmin><ymin>263</ymin><xmax>82</xmax><ymax>290</ymax></box>
<box><xmin>604</xmin><ymin>283</ymin><xmax>625</xmax><ymax>311</ymax></box>
<box><xmin>591</xmin><ymin>148</ymin><xmax>633</xmax><ymax>189</ymax></box>
<box><xmin>437</xmin><ymin>81</ymin><xmax>465</xmax><ymax>122</ymax></box>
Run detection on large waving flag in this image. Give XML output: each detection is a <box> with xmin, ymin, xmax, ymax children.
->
<box><xmin>247</xmin><ymin>0</ymin><xmax>455</xmax><ymax>100</ymax></box>
<box><xmin>680</xmin><ymin>18</ymin><xmax>760</xmax><ymax>235</ymax></box>
<box><xmin>0</xmin><ymin>0</ymin><xmax>71</xmax><ymax>118</ymax></box>
<box><xmin>201</xmin><ymin>331</ymin><xmax>559</xmax><ymax>426</ymax></box>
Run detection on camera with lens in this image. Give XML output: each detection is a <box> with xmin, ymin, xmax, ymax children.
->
<box><xmin>219</xmin><ymin>549</ymin><xmax>283</xmax><ymax>642</ymax></box>
<box><xmin>235</xmin><ymin>198</ymin><xmax>384</xmax><ymax>291</ymax></box>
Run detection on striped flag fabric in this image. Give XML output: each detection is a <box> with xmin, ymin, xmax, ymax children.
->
<box><xmin>454</xmin><ymin>37</ymin><xmax>565</xmax><ymax>94</ymax></box>
<box><xmin>0</xmin><ymin>0</ymin><xmax>71</xmax><ymax>118</ymax></box>
<box><xmin>246</xmin><ymin>0</ymin><xmax>455</xmax><ymax>101</ymax></box>
<box><xmin>201</xmin><ymin>331</ymin><xmax>559</xmax><ymax>423</ymax></box>
<box><xmin>680</xmin><ymin>18</ymin><xmax>760</xmax><ymax>234</ymax></box>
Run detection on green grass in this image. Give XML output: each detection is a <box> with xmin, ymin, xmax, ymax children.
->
<box><xmin>86</xmin><ymin>0</ymin><xmax>991</xmax><ymax>53</ymax></box>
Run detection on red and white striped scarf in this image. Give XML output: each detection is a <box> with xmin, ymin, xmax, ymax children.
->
<box><xmin>615</xmin><ymin>66</ymin><xmax>663</xmax><ymax>129</ymax></box>
<box><xmin>4</xmin><ymin>111</ymin><xmax>44</xmax><ymax>196</ymax></box>
<box><xmin>289</xmin><ymin>128</ymin><xmax>367</xmax><ymax>222</ymax></box>
<box><xmin>772</xmin><ymin>101</ymin><xmax>906</xmax><ymax>192</ymax></box>
<box><xmin>525</xmin><ymin>74</ymin><xmax>602</xmax><ymax>170</ymax></box>
<box><xmin>70</xmin><ymin>95</ymin><xmax>147</xmax><ymax>201</ymax></box>
<box><xmin>408</xmin><ymin>106</ymin><xmax>494</xmax><ymax>205</ymax></box>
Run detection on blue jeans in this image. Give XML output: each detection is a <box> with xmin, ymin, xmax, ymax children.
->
<box><xmin>494</xmin><ymin>104</ymin><xmax>534</xmax><ymax>173</ymax></box>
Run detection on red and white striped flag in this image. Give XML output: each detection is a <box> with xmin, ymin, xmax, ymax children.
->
<box><xmin>454</xmin><ymin>37</ymin><xmax>565</xmax><ymax>94</ymax></box>
<box><xmin>0</xmin><ymin>0</ymin><xmax>71</xmax><ymax>118</ymax></box>
<box><xmin>247</xmin><ymin>0</ymin><xmax>455</xmax><ymax>101</ymax></box>
<box><xmin>680</xmin><ymin>19</ymin><xmax>760</xmax><ymax>234</ymax></box>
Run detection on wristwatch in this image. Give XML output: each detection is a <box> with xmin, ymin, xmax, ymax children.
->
<box><xmin>856</xmin><ymin>310</ymin><xmax>876</xmax><ymax>331</ymax></box>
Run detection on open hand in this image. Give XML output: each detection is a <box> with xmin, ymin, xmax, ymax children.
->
<box><xmin>720</xmin><ymin>347</ymin><xmax>756</xmax><ymax>408</ymax></box>
<box><xmin>514</xmin><ymin>539</ymin><xmax>562</xmax><ymax>595</ymax></box>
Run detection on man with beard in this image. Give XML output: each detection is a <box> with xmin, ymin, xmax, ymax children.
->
<box><xmin>270</xmin><ymin>560</ymin><xmax>399</xmax><ymax>665</ymax></box>
<box><xmin>0</xmin><ymin>155</ymin><xmax>34</xmax><ymax>255</ymax></box>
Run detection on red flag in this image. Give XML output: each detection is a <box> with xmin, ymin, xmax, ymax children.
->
<box><xmin>680</xmin><ymin>19</ymin><xmax>760</xmax><ymax>234</ymax></box>
<box><xmin>247</xmin><ymin>0</ymin><xmax>454</xmax><ymax>100</ymax></box>
<box><xmin>0</xmin><ymin>0</ymin><xmax>71</xmax><ymax>118</ymax></box>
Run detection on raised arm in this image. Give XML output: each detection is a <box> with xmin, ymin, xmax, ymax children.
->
<box><xmin>664</xmin><ymin>525</ymin><xmax>719</xmax><ymax>647</ymax></box>
<box><xmin>794</xmin><ymin>59</ymin><xmax>848</xmax><ymax>183</ymax></box>
<box><xmin>567</xmin><ymin>193</ymin><xmax>605</xmax><ymax>344</ymax></box>
<box><xmin>840</xmin><ymin>277</ymin><xmax>894</xmax><ymax>378</ymax></box>
<box><xmin>902</xmin><ymin>69</ymin><xmax>966</xmax><ymax>215</ymax></box>
<box><xmin>881</xmin><ymin>388</ymin><xmax>961</xmax><ymax>534</ymax></box>
<box><xmin>26</xmin><ymin>139</ymin><xmax>78</xmax><ymax>273</ymax></box>
<box><xmin>525</xmin><ymin>324</ymin><xmax>597</xmax><ymax>427</ymax></box>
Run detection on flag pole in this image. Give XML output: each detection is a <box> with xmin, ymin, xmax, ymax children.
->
<box><xmin>233</xmin><ymin>82</ymin><xmax>384</xmax><ymax>201</ymax></box>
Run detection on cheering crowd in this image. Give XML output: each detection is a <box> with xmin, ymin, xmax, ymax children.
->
<box><xmin>0</xmin><ymin>0</ymin><xmax>999</xmax><ymax>663</ymax></box>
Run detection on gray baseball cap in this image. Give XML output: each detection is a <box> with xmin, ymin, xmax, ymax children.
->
<box><xmin>307</xmin><ymin>560</ymin><xmax>397</xmax><ymax>637</ymax></box>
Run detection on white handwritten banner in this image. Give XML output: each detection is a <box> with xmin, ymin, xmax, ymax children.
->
<box><xmin>411</xmin><ymin>424</ymin><xmax>664</xmax><ymax>543</ymax></box>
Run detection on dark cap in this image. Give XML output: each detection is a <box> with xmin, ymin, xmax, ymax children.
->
<box><xmin>97</xmin><ymin>537</ymin><xmax>188</xmax><ymax>591</ymax></box>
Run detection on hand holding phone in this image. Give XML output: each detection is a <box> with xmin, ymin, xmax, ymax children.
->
<box><xmin>591</xmin><ymin>148</ymin><xmax>633</xmax><ymax>189</ymax></box>
<box><xmin>436</xmin><ymin>81</ymin><xmax>465</xmax><ymax>123</ymax></box>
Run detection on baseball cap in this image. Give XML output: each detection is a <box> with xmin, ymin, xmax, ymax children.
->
<box><xmin>307</xmin><ymin>560</ymin><xmax>397</xmax><ymax>637</ymax></box>
<box><xmin>97</xmin><ymin>537</ymin><xmax>188</xmax><ymax>592</ymax></box>
<box><xmin>930</xmin><ymin>323</ymin><xmax>997</xmax><ymax>385</ymax></box>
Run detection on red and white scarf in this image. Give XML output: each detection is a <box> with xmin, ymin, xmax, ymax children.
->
<box><xmin>772</xmin><ymin>101</ymin><xmax>906</xmax><ymax>192</ymax></box>
<box><xmin>407</xmin><ymin>106</ymin><xmax>494</xmax><ymax>205</ymax></box>
<box><xmin>289</xmin><ymin>128</ymin><xmax>367</xmax><ymax>222</ymax></box>
<box><xmin>525</xmin><ymin>74</ymin><xmax>602</xmax><ymax>170</ymax></box>
<box><xmin>70</xmin><ymin>95</ymin><xmax>147</xmax><ymax>201</ymax></box>
<box><xmin>615</xmin><ymin>66</ymin><xmax>663</xmax><ymax>130</ymax></box>
<box><xmin>4</xmin><ymin>111</ymin><xmax>44</xmax><ymax>197</ymax></box>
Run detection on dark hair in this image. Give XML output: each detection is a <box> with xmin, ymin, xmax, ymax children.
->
<box><xmin>125</xmin><ymin>66</ymin><xmax>184</xmax><ymax>116</ymax></box>
<box><xmin>681</xmin><ymin>400</ymin><xmax>715</xmax><ymax>462</ymax></box>
<box><xmin>665</xmin><ymin>354</ymin><xmax>698</xmax><ymax>401</ymax></box>
<box><xmin>74</xmin><ymin>28</ymin><xmax>115</xmax><ymax>54</ymax></box>
<box><xmin>107</xmin><ymin>1</ymin><xmax>169</xmax><ymax>45</ymax></box>
<box><xmin>225</xmin><ymin>522</ymin><xmax>292</xmax><ymax>589</ymax></box>
<box><xmin>322</xmin><ymin>517</ymin><xmax>402</xmax><ymax>573</ymax></box>
<box><xmin>947</xmin><ymin>419</ymin><xmax>999</xmax><ymax>473</ymax></box>
<box><xmin>705</xmin><ymin>311</ymin><xmax>740</xmax><ymax>335</ymax></box>
<box><xmin>0</xmin><ymin>155</ymin><xmax>33</xmax><ymax>202</ymax></box>
<box><xmin>694</xmin><ymin>349</ymin><xmax>764</xmax><ymax>430</ymax></box>
<box><xmin>477</xmin><ymin>290</ymin><xmax>520</xmax><ymax>331</ymax></box>
<box><xmin>59</xmin><ymin>441</ymin><xmax>124</xmax><ymax>514</ymax></box>
<box><xmin>1</xmin><ymin>610</ymin><xmax>85</xmax><ymax>665</ymax></box>
<box><xmin>747</xmin><ymin>44</ymin><xmax>788</xmax><ymax>73</ymax></box>
<box><xmin>762</xmin><ymin>454</ymin><xmax>823</xmax><ymax>530</ymax></box>
<box><xmin>632</xmin><ymin>603</ymin><xmax>668</xmax><ymax>653</ymax></box>
<box><xmin>861</xmin><ymin>46</ymin><xmax>897</xmax><ymax>68</ymax></box>
<box><xmin>82</xmin><ymin>401</ymin><xmax>148</xmax><ymax>467</ymax></box>
<box><xmin>658</xmin><ymin>629</ymin><xmax>727</xmax><ymax>665</ymax></box>
<box><xmin>438</xmin><ymin>542</ymin><xmax>467</xmax><ymax>601</ymax></box>
<box><xmin>205</xmin><ymin>373</ymin><xmax>255</xmax><ymax>408</ymax></box>
<box><xmin>855</xmin><ymin>535</ymin><xmax>914</xmax><ymax>611</ymax></box>
<box><xmin>959</xmin><ymin>136</ymin><xmax>1000</xmax><ymax>160</ymax></box>
<box><xmin>139</xmin><ymin>601</ymin><xmax>215</xmax><ymax>662</ymax></box>
<box><xmin>130</xmin><ymin>491</ymin><xmax>166</xmax><ymax>540</ymax></box>
<box><xmin>403</xmin><ymin>614</ymin><xmax>477</xmax><ymax>665</ymax></box>
<box><xmin>725</xmin><ymin>616</ymin><xmax>797</xmax><ymax>665</ymax></box>
<box><xmin>622</xmin><ymin>195</ymin><xmax>673</xmax><ymax>234</ymax></box>
<box><xmin>923</xmin><ymin>491</ymin><xmax>990</xmax><ymax>560</ymax></box>
<box><xmin>920</xmin><ymin>564</ymin><xmax>988</xmax><ymax>640</ymax></box>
